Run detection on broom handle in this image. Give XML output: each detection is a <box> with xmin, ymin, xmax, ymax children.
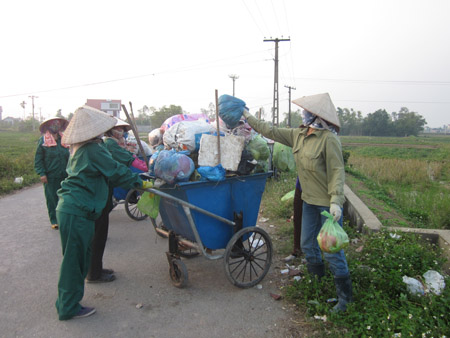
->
<box><xmin>215</xmin><ymin>89</ymin><xmax>221</xmax><ymax>165</ymax></box>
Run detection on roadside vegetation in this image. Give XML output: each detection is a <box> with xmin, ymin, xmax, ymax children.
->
<box><xmin>260</xmin><ymin>170</ymin><xmax>450</xmax><ymax>337</ymax></box>
<box><xmin>0</xmin><ymin>130</ymin><xmax>41</xmax><ymax>195</ymax></box>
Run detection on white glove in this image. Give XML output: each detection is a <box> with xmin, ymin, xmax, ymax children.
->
<box><xmin>330</xmin><ymin>203</ymin><xmax>342</xmax><ymax>222</ymax></box>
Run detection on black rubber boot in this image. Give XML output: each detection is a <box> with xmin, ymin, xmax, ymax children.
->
<box><xmin>332</xmin><ymin>275</ymin><xmax>353</xmax><ymax>312</ymax></box>
<box><xmin>306</xmin><ymin>263</ymin><xmax>325</xmax><ymax>279</ymax></box>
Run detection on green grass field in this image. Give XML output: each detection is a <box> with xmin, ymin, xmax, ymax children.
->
<box><xmin>0</xmin><ymin>131</ymin><xmax>42</xmax><ymax>195</ymax></box>
<box><xmin>341</xmin><ymin>135</ymin><xmax>450</xmax><ymax>229</ymax></box>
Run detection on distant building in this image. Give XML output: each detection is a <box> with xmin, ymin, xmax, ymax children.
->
<box><xmin>2</xmin><ymin>116</ymin><xmax>20</xmax><ymax>125</ymax></box>
<box><xmin>85</xmin><ymin>99</ymin><xmax>121</xmax><ymax>118</ymax></box>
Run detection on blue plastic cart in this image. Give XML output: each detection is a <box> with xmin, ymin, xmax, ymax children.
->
<box><xmin>145</xmin><ymin>172</ymin><xmax>273</xmax><ymax>288</ymax></box>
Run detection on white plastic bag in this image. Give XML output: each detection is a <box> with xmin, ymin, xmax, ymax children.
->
<box><xmin>163</xmin><ymin>120</ymin><xmax>215</xmax><ymax>152</ymax></box>
<box><xmin>423</xmin><ymin>270</ymin><xmax>445</xmax><ymax>295</ymax></box>
<box><xmin>402</xmin><ymin>276</ymin><xmax>425</xmax><ymax>295</ymax></box>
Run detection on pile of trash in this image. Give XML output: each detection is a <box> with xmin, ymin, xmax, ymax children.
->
<box><xmin>135</xmin><ymin>95</ymin><xmax>271</xmax><ymax>185</ymax></box>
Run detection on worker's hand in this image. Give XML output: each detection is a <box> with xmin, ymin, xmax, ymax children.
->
<box><xmin>40</xmin><ymin>175</ymin><xmax>48</xmax><ymax>184</ymax></box>
<box><xmin>142</xmin><ymin>180</ymin><xmax>153</xmax><ymax>190</ymax></box>
<box><xmin>330</xmin><ymin>203</ymin><xmax>342</xmax><ymax>222</ymax></box>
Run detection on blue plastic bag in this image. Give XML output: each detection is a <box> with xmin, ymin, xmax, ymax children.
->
<box><xmin>218</xmin><ymin>94</ymin><xmax>247</xmax><ymax>129</ymax></box>
<box><xmin>154</xmin><ymin>150</ymin><xmax>195</xmax><ymax>184</ymax></box>
<box><xmin>197</xmin><ymin>164</ymin><xmax>226</xmax><ymax>181</ymax></box>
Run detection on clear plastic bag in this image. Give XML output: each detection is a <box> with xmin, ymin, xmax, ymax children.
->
<box><xmin>317</xmin><ymin>211</ymin><xmax>349</xmax><ymax>253</ymax></box>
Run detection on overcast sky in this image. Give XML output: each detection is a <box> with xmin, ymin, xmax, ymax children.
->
<box><xmin>1</xmin><ymin>0</ymin><xmax>449</xmax><ymax>128</ymax></box>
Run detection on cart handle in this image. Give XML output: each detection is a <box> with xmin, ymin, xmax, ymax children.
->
<box><xmin>139</xmin><ymin>188</ymin><xmax>236</xmax><ymax>227</ymax></box>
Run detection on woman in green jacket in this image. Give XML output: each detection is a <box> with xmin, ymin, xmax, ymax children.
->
<box><xmin>243</xmin><ymin>93</ymin><xmax>352</xmax><ymax>312</ymax></box>
<box><xmin>55</xmin><ymin>106</ymin><xmax>152</xmax><ymax>320</ymax></box>
<box><xmin>34</xmin><ymin>117</ymin><xmax>70</xmax><ymax>229</ymax></box>
<box><xmin>86</xmin><ymin>118</ymin><xmax>147</xmax><ymax>283</ymax></box>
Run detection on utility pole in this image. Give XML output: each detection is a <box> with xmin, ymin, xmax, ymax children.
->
<box><xmin>28</xmin><ymin>95</ymin><xmax>38</xmax><ymax>131</ymax></box>
<box><xmin>285</xmin><ymin>85</ymin><xmax>296</xmax><ymax>127</ymax></box>
<box><xmin>264</xmin><ymin>37</ymin><xmax>290</xmax><ymax>126</ymax></box>
<box><xmin>229</xmin><ymin>74</ymin><xmax>239</xmax><ymax>96</ymax></box>
<box><xmin>20</xmin><ymin>101</ymin><xmax>26</xmax><ymax>120</ymax></box>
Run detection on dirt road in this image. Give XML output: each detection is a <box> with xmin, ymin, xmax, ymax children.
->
<box><xmin>0</xmin><ymin>184</ymin><xmax>297</xmax><ymax>338</ymax></box>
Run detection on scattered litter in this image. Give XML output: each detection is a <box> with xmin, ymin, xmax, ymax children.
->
<box><xmin>14</xmin><ymin>177</ymin><xmax>23</xmax><ymax>184</ymax></box>
<box><xmin>389</xmin><ymin>233</ymin><xmax>401</xmax><ymax>239</ymax></box>
<box><xmin>136</xmin><ymin>303</ymin><xmax>143</xmax><ymax>309</ymax></box>
<box><xmin>351</xmin><ymin>238</ymin><xmax>359</xmax><ymax>244</ymax></box>
<box><xmin>402</xmin><ymin>276</ymin><xmax>425</xmax><ymax>295</ymax></box>
<box><xmin>269</xmin><ymin>224</ymin><xmax>275</xmax><ymax>228</ymax></box>
<box><xmin>280</xmin><ymin>269</ymin><xmax>289</xmax><ymax>275</ymax></box>
<box><xmin>307</xmin><ymin>300</ymin><xmax>320</xmax><ymax>305</ymax></box>
<box><xmin>403</xmin><ymin>270</ymin><xmax>446</xmax><ymax>296</ymax></box>
<box><xmin>293</xmin><ymin>276</ymin><xmax>301</xmax><ymax>282</ymax></box>
<box><xmin>259</xmin><ymin>217</ymin><xmax>269</xmax><ymax>223</ymax></box>
<box><xmin>288</xmin><ymin>269</ymin><xmax>301</xmax><ymax>276</ymax></box>
<box><xmin>250</xmin><ymin>236</ymin><xmax>265</xmax><ymax>249</ymax></box>
<box><xmin>313</xmin><ymin>315</ymin><xmax>327</xmax><ymax>322</ymax></box>
<box><xmin>255</xmin><ymin>284</ymin><xmax>263</xmax><ymax>290</ymax></box>
<box><xmin>326</xmin><ymin>298</ymin><xmax>337</xmax><ymax>303</ymax></box>
<box><xmin>423</xmin><ymin>270</ymin><xmax>445</xmax><ymax>295</ymax></box>
<box><xmin>270</xmin><ymin>293</ymin><xmax>282</xmax><ymax>300</ymax></box>
<box><xmin>355</xmin><ymin>245</ymin><xmax>364</xmax><ymax>253</ymax></box>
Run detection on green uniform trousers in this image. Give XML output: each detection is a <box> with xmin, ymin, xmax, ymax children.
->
<box><xmin>55</xmin><ymin>211</ymin><xmax>94</xmax><ymax>320</ymax></box>
<box><xmin>44</xmin><ymin>178</ymin><xmax>64</xmax><ymax>225</ymax></box>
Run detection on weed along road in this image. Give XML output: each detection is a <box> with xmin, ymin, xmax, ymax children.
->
<box><xmin>0</xmin><ymin>184</ymin><xmax>292</xmax><ymax>338</ymax></box>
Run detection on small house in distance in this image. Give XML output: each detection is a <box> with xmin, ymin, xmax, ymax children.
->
<box><xmin>85</xmin><ymin>99</ymin><xmax>121</xmax><ymax>118</ymax></box>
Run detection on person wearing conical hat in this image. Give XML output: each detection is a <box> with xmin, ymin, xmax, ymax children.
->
<box><xmin>34</xmin><ymin>117</ymin><xmax>70</xmax><ymax>230</ymax></box>
<box><xmin>86</xmin><ymin>117</ymin><xmax>147</xmax><ymax>284</ymax></box>
<box><xmin>54</xmin><ymin>106</ymin><xmax>153</xmax><ymax>320</ymax></box>
<box><xmin>243</xmin><ymin>93</ymin><xmax>352</xmax><ymax>312</ymax></box>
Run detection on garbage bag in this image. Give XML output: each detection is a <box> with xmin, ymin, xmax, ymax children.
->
<box><xmin>246</xmin><ymin>134</ymin><xmax>270</xmax><ymax>161</ymax></box>
<box><xmin>197</xmin><ymin>164</ymin><xmax>226</xmax><ymax>181</ymax></box>
<box><xmin>218</xmin><ymin>94</ymin><xmax>247</xmax><ymax>129</ymax></box>
<box><xmin>402</xmin><ymin>276</ymin><xmax>425</xmax><ymax>295</ymax></box>
<box><xmin>137</xmin><ymin>192</ymin><xmax>161</xmax><ymax>219</ymax></box>
<box><xmin>163</xmin><ymin>120</ymin><xmax>215</xmax><ymax>152</ymax></box>
<box><xmin>154</xmin><ymin>150</ymin><xmax>195</xmax><ymax>184</ymax></box>
<box><xmin>423</xmin><ymin>270</ymin><xmax>445</xmax><ymax>295</ymax></box>
<box><xmin>160</xmin><ymin>113</ymin><xmax>209</xmax><ymax>133</ymax></box>
<box><xmin>273</xmin><ymin>142</ymin><xmax>295</xmax><ymax>172</ymax></box>
<box><xmin>317</xmin><ymin>211</ymin><xmax>349</xmax><ymax>253</ymax></box>
<box><xmin>148</xmin><ymin>128</ymin><xmax>163</xmax><ymax>148</ymax></box>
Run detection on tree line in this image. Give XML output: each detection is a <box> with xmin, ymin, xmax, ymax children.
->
<box><xmin>280</xmin><ymin>106</ymin><xmax>427</xmax><ymax>137</ymax></box>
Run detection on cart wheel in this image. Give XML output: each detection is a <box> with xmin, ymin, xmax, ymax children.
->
<box><xmin>224</xmin><ymin>226</ymin><xmax>273</xmax><ymax>288</ymax></box>
<box><xmin>125</xmin><ymin>189</ymin><xmax>148</xmax><ymax>221</ymax></box>
<box><xmin>150</xmin><ymin>216</ymin><xmax>168</xmax><ymax>238</ymax></box>
<box><xmin>169</xmin><ymin>259</ymin><xmax>188</xmax><ymax>288</ymax></box>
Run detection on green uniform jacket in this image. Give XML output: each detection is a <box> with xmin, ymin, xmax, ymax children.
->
<box><xmin>34</xmin><ymin>136</ymin><xmax>70</xmax><ymax>179</ymax></box>
<box><xmin>246</xmin><ymin>115</ymin><xmax>345</xmax><ymax>208</ymax></box>
<box><xmin>56</xmin><ymin>142</ymin><xmax>143</xmax><ymax>220</ymax></box>
<box><xmin>103</xmin><ymin>137</ymin><xmax>134</xmax><ymax>167</ymax></box>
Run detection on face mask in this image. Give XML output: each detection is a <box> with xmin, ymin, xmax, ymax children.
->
<box><xmin>301</xmin><ymin>109</ymin><xmax>317</xmax><ymax>126</ymax></box>
<box><xmin>123</xmin><ymin>132</ymin><xmax>129</xmax><ymax>139</ymax></box>
<box><xmin>48</xmin><ymin>120</ymin><xmax>62</xmax><ymax>133</ymax></box>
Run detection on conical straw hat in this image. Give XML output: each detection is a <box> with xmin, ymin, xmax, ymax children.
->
<box><xmin>292</xmin><ymin>93</ymin><xmax>340</xmax><ymax>128</ymax></box>
<box><xmin>62</xmin><ymin>105</ymin><xmax>117</xmax><ymax>145</ymax></box>
<box><xmin>39</xmin><ymin>117</ymin><xmax>69</xmax><ymax>133</ymax></box>
<box><xmin>113</xmin><ymin>117</ymin><xmax>132</xmax><ymax>131</ymax></box>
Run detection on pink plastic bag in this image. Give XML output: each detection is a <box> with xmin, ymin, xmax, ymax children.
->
<box><xmin>131</xmin><ymin>155</ymin><xmax>148</xmax><ymax>172</ymax></box>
